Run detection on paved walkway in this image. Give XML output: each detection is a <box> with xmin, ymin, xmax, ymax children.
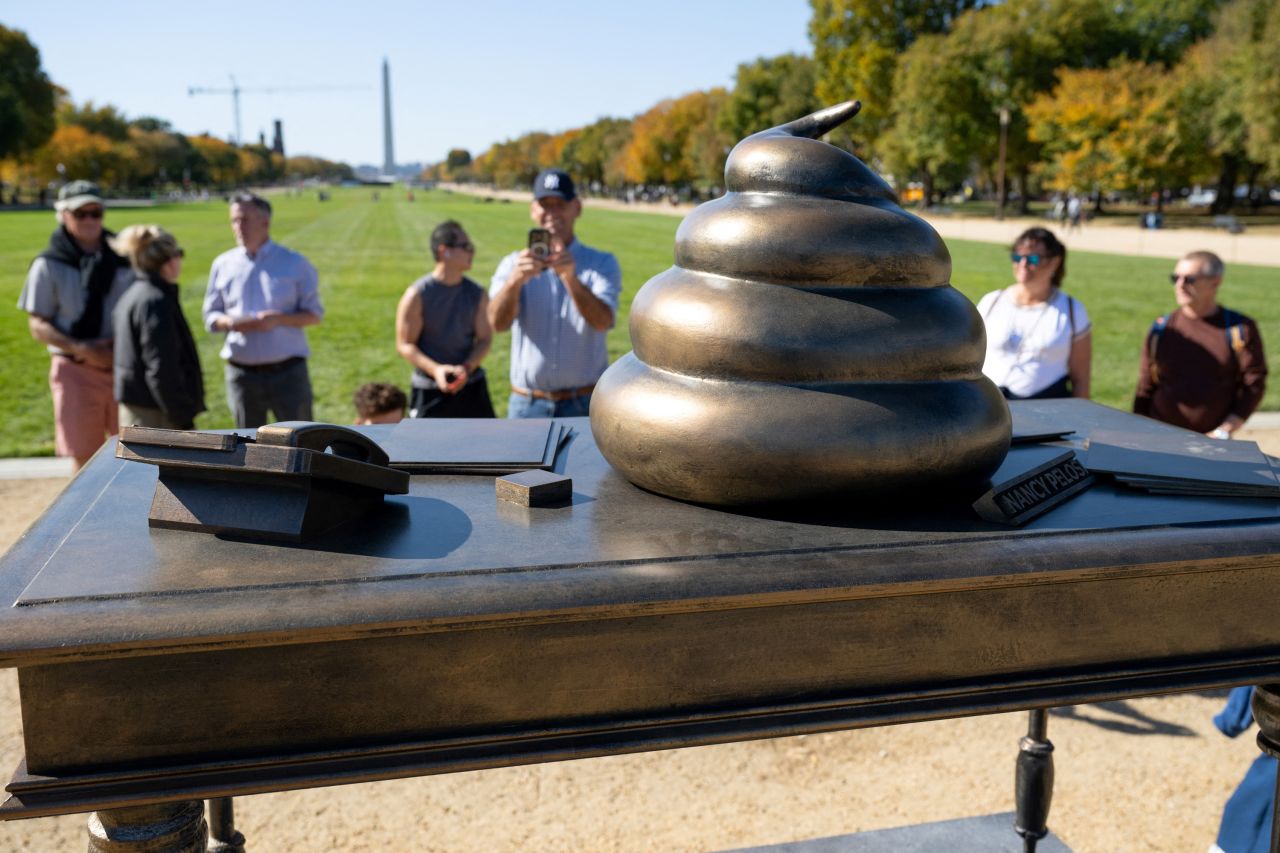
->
<box><xmin>925</xmin><ymin>214</ymin><xmax>1280</xmax><ymax>268</ymax></box>
<box><xmin>441</xmin><ymin>183</ymin><xmax>1280</xmax><ymax>268</ymax></box>
<box><xmin>0</xmin><ymin>457</ymin><xmax>74</xmax><ymax>479</ymax></box>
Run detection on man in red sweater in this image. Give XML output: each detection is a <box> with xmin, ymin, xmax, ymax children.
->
<box><xmin>1134</xmin><ymin>251</ymin><xmax>1267</xmax><ymax>437</ymax></box>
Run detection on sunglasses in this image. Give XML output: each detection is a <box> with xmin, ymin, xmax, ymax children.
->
<box><xmin>72</xmin><ymin>208</ymin><xmax>104</xmax><ymax>220</ymax></box>
<box><xmin>1010</xmin><ymin>252</ymin><xmax>1041</xmax><ymax>266</ymax></box>
<box><xmin>1170</xmin><ymin>273</ymin><xmax>1199</xmax><ymax>285</ymax></box>
<box><xmin>448</xmin><ymin>241</ymin><xmax>475</xmax><ymax>252</ymax></box>
<box><xmin>174</xmin><ymin>248</ymin><xmax>185</xmax><ymax>259</ymax></box>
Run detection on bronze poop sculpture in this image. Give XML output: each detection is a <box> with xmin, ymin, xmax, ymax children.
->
<box><xmin>589</xmin><ymin>100</ymin><xmax>1010</xmax><ymax>506</ymax></box>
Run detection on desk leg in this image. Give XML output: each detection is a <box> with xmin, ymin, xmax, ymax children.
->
<box><xmin>1014</xmin><ymin>708</ymin><xmax>1055</xmax><ymax>853</ymax></box>
<box><xmin>1250</xmin><ymin>684</ymin><xmax>1280</xmax><ymax>853</ymax></box>
<box><xmin>208</xmin><ymin>797</ymin><xmax>247</xmax><ymax>853</ymax></box>
<box><xmin>87</xmin><ymin>800</ymin><xmax>208</xmax><ymax>852</ymax></box>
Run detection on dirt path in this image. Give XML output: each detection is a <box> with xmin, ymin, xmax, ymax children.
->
<box><xmin>0</xmin><ymin>447</ymin><xmax>1275</xmax><ymax>850</ymax></box>
<box><xmin>441</xmin><ymin>183</ymin><xmax>1280</xmax><ymax>267</ymax></box>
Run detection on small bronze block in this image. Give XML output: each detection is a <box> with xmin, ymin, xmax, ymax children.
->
<box><xmin>495</xmin><ymin>470</ymin><xmax>572</xmax><ymax>507</ymax></box>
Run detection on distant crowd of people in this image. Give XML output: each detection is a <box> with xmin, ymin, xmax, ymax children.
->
<box><xmin>16</xmin><ymin>173</ymin><xmax>1267</xmax><ymax>472</ymax></box>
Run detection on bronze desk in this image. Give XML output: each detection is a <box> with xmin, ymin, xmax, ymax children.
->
<box><xmin>1</xmin><ymin>400</ymin><xmax>1279</xmax><ymax>846</ymax></box>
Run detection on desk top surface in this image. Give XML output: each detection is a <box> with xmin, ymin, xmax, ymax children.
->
<box><xmin>1</xmin><ymin>399</ymin><xmax>1277</xmax><ymax>665</ymax></box>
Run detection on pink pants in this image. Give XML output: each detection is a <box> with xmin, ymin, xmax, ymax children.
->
<box><xmin>49</xmin><ymin>356</ymin><xmax>117</xmax><ymax>467</ymax></box>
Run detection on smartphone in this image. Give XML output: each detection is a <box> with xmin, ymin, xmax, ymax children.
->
<box><xmin>528</xmin><ymin>228</ymin><xmax>552</xmax><ymax>260</ymax></box>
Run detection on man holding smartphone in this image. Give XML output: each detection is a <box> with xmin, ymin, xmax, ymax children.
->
<box><xmin>488</xmin><ymin>168</ymin><xmax>621</xmax><ymax>417</ymax></box>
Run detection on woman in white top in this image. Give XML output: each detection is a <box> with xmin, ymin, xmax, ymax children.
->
<box><xmin>977</xmin><ymin>227</ymin><xmax>1092</xmax><ymax>399</ymax></box>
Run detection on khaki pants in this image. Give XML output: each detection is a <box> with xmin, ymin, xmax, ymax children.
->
<box><xmin>118</xmin><ymin>402</ymin><xmax>191</xmax><ymax>431</ymax></box>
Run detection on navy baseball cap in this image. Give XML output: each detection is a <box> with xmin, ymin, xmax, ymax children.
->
<box><xmin>533</xmin><ymin>168</ymin><xmax>576</xmax><ymax>201</ymax></box>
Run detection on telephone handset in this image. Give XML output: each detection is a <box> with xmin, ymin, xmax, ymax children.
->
<box><xmin>256</xmin><ymin>422</ymin><xmax>390</xmax><ymax>467</ymax></box>
<box><xmin>117</xmin><ymin>420</ymin><xmax>409</xmax><ymax>542</ymax></box>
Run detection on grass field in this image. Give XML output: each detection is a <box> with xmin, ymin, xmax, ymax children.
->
<box><xmin>1</xmin><ymin>187</ymin><xmax>1276</xmax><ymax>457</ymax></box>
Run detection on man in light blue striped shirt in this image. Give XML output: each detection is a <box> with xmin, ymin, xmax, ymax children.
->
<box><xmin>488</xmin><ymin>169</ymin><xmax>621</xmax><ymax>418</ymax></box>
<box><xmin>203</xmin><ymin>192</ymin><xmax>324</xmax><ymax>427</ymax></box>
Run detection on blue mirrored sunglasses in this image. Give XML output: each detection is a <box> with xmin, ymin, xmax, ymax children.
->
<box><xmin>1010</xmin><ymin>252</ymin><xmax>1041</xmax><ymax>266</ymax></box>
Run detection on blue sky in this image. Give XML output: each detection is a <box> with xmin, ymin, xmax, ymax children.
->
<box><xmin>4</xmin><ymin>1</ymin><xmax>812</xmax><ymax>167</ymax></box>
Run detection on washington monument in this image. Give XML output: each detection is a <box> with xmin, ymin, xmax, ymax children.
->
<box><xmin>382</xmin><ymin>58</ymin><xmax>395</xmax><ymax>175</ymax></box>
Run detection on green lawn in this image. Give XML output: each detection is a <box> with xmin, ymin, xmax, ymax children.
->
<box><xmin>1</xmin><ymin>187</ymin><xmax>1275</xmax><ymax>457</ymax></box>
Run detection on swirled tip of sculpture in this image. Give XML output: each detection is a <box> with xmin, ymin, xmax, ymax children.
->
<box><xmin>717</xmin><ymin>101</ymin><xmax>892</xmax><ymax>202</ymax></box>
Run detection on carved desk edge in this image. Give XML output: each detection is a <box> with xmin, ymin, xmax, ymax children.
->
<box><xmin>0</xmin><ymin>513</ymin><xmax>1278</xmax><ymax>667</ymax></box>
<box><xmin>4</xmin><ymin>651</ymin><xmax>1280</xmax><ymax>820</ymax></box>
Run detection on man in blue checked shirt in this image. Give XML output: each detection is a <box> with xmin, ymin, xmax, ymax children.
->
<box><xmin>488</xmin><ymin>169</ymin><xmax>621</xmax><ymax>418</ymax></box>
<box><xmin>202</xmin><ymin>192</ymin><xmax>324</xmax><ymax>428</ymax></box>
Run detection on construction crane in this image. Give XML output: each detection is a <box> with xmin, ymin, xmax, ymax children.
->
<box><xmin>187</xmin><ymin>75</ymin><xmax>368</xmax><ymax>145</ymax></box>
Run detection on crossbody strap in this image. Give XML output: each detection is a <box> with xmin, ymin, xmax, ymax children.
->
<box><xmin>1148</xmin><ymin>313</ymin><xmax>1172</xmax><ymax>385</ymax></box>
<box><xmin>1222</xmin><ymin>307</ymin><xmax>1247</xmax><ymax>354</ymax></box>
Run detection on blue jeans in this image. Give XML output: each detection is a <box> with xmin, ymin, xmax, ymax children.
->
<box><xmin>225</xmin><ymin>357</ymin><xmax>313</xmax><ymax>428</ymax></box>
<box><xmin>507</xmin><ymin>391</ymin><xmax>592</xmax><ymax>419</ymax></box>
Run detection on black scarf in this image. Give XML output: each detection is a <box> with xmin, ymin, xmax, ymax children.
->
<box><xmin>39</xmin><ymin>225</ymin><xmax>125</xmax><ymax>341</ymax></box>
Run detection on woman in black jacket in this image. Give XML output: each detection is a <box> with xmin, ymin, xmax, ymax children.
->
<box><xmin>109</xmin><ymin>225</ymin><xmax>204</xmax><ymax>429</ymax></box>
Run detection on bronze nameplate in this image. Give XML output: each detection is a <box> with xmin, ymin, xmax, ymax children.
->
<box><xmin>973</xmin><ymin>447</ymin><xmax>1095</xmax><ymax>526</ymax></box>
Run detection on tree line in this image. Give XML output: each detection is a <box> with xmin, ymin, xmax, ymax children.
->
<box><xmin>0</xmin><ymin>25</ymin><xmax>352</xmax><ymax>201</ymax></box>
<box><xmin>821</xmin><ymin>0</ymin><xmax>1280</xmax><ymax>214</ymax></box>
<box><xmin>429</xmin><ymin>0</ymin><xmax>1280</xmax><ymax>215</ymax></box>
<box><xmin>6</xmin><ymin>2</ymin><xmax>1278</xmax><ymax>212</ymax></box>
<box><xmin>424</xmin><ymin>52</ymin><xmax>820</xmax><ymax>198</ymax></box>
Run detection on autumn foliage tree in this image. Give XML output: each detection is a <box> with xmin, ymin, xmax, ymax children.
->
<box><xmin>1191</xmin><ymin>0</ymin><xmax>1280</xmax><ymax>206</ymax></box>
<box><xmin>59</xmin><ymin>101</ymin><xmax>130</xmax><ymax>142</ymax></box>
<box><xmin>809</xmin><ymin>0</ymin><xmax>985</xmax><ymax>153</ymax></box>
<box><xmin>618</xmin><ymin>89</ymin><xmax>730</xmax><ymax>189</ymax></box>
<box><xmin>1022</xmin><ymin>0</ymin><xmax>1277</xmax><ymax>213</ymax></box>
<box><xmin>560</xmin><ymin>118</ymin><xmax>632</xmax><ymax>188</ymax></box>
<box><xmin>479</xmin><ymin>132</ymin><xmax>552</xmax><ymax>188</ymax></box>
<box><xmin>5</xmin><ymin>96</ymin><xmax>353</xmax><ymax>195</ymax></box>
<box><xmin>121</xmin><ymin>123</ymin><xmax>194</xmax><ymax>187</ymax></box>
<box><xmin>539</xmin><ymin>129</ymin><xmax>579</xmax><ymax>173</ymax></box>
<box><xmin>425</xmin><ymin>0</ymin><xmax>1273</xmax><ymax>215</ymax></box>
<box><xmin>30</xmin><ymin>125</ymin><xmax>118</xmax><ymax>184</ymax></box>
<box><xmin>1238</xmin><ymin>0</ymin><xmax>1280</xmax><ymax>175</ymax></box>
<box><xmin>2</xmin><ymin>29</ymin><xmax>354</xmax><ymax>198</ymax></box>
<box><xmin>187</xmin><ymin>134</ymin><xmax>242</xmax><ymax>187</ymax></box>
<box><xmin>808</xmin><ymin>0</ymin><xmax>1239</xmax><ymax>212</ymax></box>
<box><xmin>718</xmin><ymin>53</ymin><xmax>819</xmax><ymax>142</ymax></box>
<box><xmin>880</xmin><ymin>32</ymin><xmax>986</xmax><ymax>205</ymax></box>
<box><xmin>1027</xmin><ymin>61</ymin><xmax>1199</xmax><ymax>209</ymax></box>
<box><xmin>433</xmin><ymin>47</ymin><xmax>823</xmax><ymax>196</ymax></box>
<box><xmin>285</xmin><ymin>155</ymin><xmax>353</xmax><ymax>182</ymax></box>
